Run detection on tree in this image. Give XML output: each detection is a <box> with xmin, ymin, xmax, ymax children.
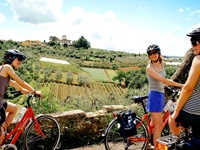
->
<box><xmin>77</xmin><ymin>73</ymin><xmax>91</xmax><ymax>86</ymax></box>
<box><xmin>171</xmin><ymin>48</ymin><xmax>195</xmax><ymax>84</ymax></box>
<box><xmin>73</xmin><ymin>36</ymin><xmax>91</xmax><ymax>49</ymax></box>
<box><xmin>43</xmin><ymin>68</ymin><xmax>53</xmax><ymax>81</ymax></box>
<box><xmin>164</xmin><ymin>48</ymin><xmax>195</xmax><ymax>101</ymax></box>
<box><xmin>112</xmin><ymin>63</ymin><xmax>119</xmax><ymax>70</ymax></box>
<box><xmin>112</xmin><ymin>70</ymin><xmax>126</xmax><ymax>86</ymax></box>
<box><xmin>66</xmin><ymin>72</ymin><xmax>73</xmax><ymax>84</ymax></box>
<box><xmin>49</xmin><ymin>36</ymin><xmax>59</xmax><ymax>42</ymax></box>
<box><xmin>55</xmin><ymin>69</ymin><xmax>63</xmax><ymax>81</ymax></box>
<box><xmin>125</xmin><ymin>69</ymin><xmax>148</xmax><ymax>89</ymax></box>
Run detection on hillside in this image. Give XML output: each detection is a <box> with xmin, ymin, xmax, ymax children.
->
<box><xmin>1</xmin><ymin>39</ymin><xmax>180</xmax><ymax>114</ymax></box>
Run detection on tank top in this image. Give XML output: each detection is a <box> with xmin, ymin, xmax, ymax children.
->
<box><xmin>147</xmin><ymin>63</ymin><xmax>166</xmax><ymax>93</ymax></box>
<box><xmin>0</xmin><ymin>66</ymin><xmax>10</xmax><ymax>108</ymax></box>
<box><xmin>182</xmin><ymin>76</ymin><xmax>200</xmax><ymax>115</ymax></box>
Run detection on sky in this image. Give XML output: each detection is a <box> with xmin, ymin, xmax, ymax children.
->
<box><xmin>0</xmin><ymin>0</ymin><xmax>200</xmax><ymax>56</ymax></box>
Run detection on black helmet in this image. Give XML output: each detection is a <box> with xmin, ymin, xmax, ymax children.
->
<box><xmin>4</xmin><ymin>49</ymin><xmax>26</xmax><ymax>64</ymax></box>
<box><xmin>147</xmin><ymin>44</ymin><xmax>161</xmax><ymax>54</ymax></box>
<box><xmin>187</xmin><ymin>27</ymin><xmax>200</xmax><ymax>37</ymax></box>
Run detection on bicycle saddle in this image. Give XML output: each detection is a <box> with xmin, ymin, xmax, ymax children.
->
<box><xmin>132</xmin><ymin>96</ymin><xmax>148</xmax><ymax>103</ymax></box>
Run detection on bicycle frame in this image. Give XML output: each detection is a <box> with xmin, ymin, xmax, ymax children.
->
<box><xmin>129</xmin><ymin>111</ymin><xmax>170</xmax><ymax>143</ymax></box>
<box><xmin>4</xmin><ymin>106</ymin><xmax>45</xmax><ymax>144</ymax></box>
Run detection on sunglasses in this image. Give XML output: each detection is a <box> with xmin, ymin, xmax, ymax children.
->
<box><xmin>148</xmin><ymin>51</ymin><xmax>158</xmax><ymax>56</ymax></box>
<box><xmin>17</xmin><ymin>57</ymin><xmax>23</xmax><ymax>61</ymax></box>
<box><xmin>191</xmin><ymin>40</ymin><xmax>199</xmax><ymax>47</ymax></box>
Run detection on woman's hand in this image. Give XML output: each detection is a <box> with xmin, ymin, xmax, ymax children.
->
<box><xmin>169</xmin><ymin>110</ymin><xmax>179</xmax><ymax>124</ymax></box>
<box><xmin>34</xmin><ymin>90</ymin><xmax>42</xmax><ymax>98</ymax></box>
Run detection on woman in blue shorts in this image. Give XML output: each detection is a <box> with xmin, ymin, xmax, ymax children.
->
<box><xmin>146</xmin><ymin>44</ymin><xmax>183</xmax><ymax>149</ymax></box>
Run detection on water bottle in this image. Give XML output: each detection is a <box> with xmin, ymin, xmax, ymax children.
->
<box><xmin>16</xmin><ymin>107</ymin><xmax>27</xmax><ymax>122</ymax></box>
<box><xmin>163</xmin><ymin>100</ymin><xmax>173</xmax><ymax>112</ymax></box>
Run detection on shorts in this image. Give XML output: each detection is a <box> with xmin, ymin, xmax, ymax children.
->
<box><xmin>175</xmin><ymin>109</ymin><xmax>200</xmax><ymax>138</ymax></box>
<box><xmin>0</xmin><ymin>100</ymin><xmax>8</xmax><ymax>125</ymax></box>
<box><xmin>146</xmin><ymin>90</ymin><xmax>165</xmax><ymax>112</ymax></box>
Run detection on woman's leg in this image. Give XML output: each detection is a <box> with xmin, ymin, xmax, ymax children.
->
<box><xmin>151</xmin><ymin>112</ymin><xmax>163</xmax><ymax>150</ymax></box>
<box><xmin>4</xmin><ymin>102</ymin><xmax>18</xmax><ymax>128</ymax></box>
<box><xmin>0</xmin><ymin>102</ymin><xmax>17</xmax><ymax>145</ymax></box>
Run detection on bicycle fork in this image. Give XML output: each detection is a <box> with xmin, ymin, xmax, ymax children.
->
<box><xmin>32</xmin><ymin>117</ymin><xmax>46</xmax><ymax>139</ymax></box>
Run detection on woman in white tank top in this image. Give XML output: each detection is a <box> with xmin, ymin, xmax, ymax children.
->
<box><xmin>146</xmin><ymin>44</ymin><xmax>183</xmax><ymax>149</ymax></box>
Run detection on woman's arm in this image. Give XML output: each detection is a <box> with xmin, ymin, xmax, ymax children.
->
<box><xmin>9</xmin><ymin>80</ymin><xmax>29</xmax><ymax>94</ymax></box>
<box><xmin>174</xmin><ymin>56</ymin><xmax>200</xmax><ymax>114</ymax></box>
<box><xmin>5</xmin><ymin>65</ymin><xmax>42</xmax><ymax>97</ymax></box>
<box><xmin>146</xmin><ymin>64</ymin><xmax>184</xmax><ymax>88</ymax></box>
<box><xmin>5</xmin><ymin>65</ymin><xmax>35</xmax><ymax>92</ymax></box>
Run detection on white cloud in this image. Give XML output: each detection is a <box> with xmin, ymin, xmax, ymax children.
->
<box><xmin>191</xmin><ymin>23</ymin><xmax>200</xmax><ymax>30</ymax></box>
<box><xmin>0</xmin><ymin>13</ymin><xmax>5</xmax><ymax>23</ymax></box>
<box><xmin>7</xmin><ymin>0</ymin><xmax>63</xmax><ymax>24</ymax></box>
<box><xmin>1</xmin><ymin>4</ymin><xmax>190</xmax><ymax>56</ymax></box>
<box><xmin>179</xmin><ymin>8</ymin><xmax>184</xmax><ymax>12</ymax></box>
<box><xmin>0</xmin><ymin>2</ymin><xmax>8</xmax><ymax>6</ymax></box>
<box><xmin>173</xmin><ymin>26</ymin><xmax>181</xmax><ymax>30</ymax></box>
<box><xmin>186</xmin><ymin>7</ymin><xmax>190</xmax><ymax>11</ymax></box>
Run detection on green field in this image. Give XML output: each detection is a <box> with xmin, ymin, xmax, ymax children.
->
<box><xmin>82</xmin><ymin>67</ymin><xmax>110</xmax><ymax>81</ymax></box>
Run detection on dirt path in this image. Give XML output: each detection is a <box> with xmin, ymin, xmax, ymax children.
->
<box><xmin>69</xmin><ymin>144</ymin><xmax>154</xmax><ymax>150</ymax></box>
<box><xmin>70</xmin><ymin>144</ymin><xmax>105</xmax><ymax>150</ymax></box>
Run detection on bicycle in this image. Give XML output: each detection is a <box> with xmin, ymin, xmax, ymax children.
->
<box><xmin>1</xmin><ymin>93</ymin><xmax>61</xmax><ymax>150</ymax></box>
<box><xmin>103</xmin><ymin>87</ymin><xmax>180</xmax><ymax>150</ymax></box>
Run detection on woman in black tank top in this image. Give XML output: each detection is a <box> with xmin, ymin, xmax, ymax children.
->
<box><xmin>0</xmin><ymin>49</ymin><xmax>42</xmax><ymax>144</ymax></box>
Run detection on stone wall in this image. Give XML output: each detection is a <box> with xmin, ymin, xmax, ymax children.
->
<box><xmin>52</xmin><ymin>105</ymin><xmax>129</xmax><ymax>149</ymax></box>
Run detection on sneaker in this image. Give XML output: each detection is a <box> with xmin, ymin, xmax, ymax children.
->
<box><xmin>171</xmin><ymin>134</ymin><xmax>179</xmax><ymax>142</ymax></box>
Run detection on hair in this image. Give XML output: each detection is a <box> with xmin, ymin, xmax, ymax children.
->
<box><xmin>148</xmin><ymin>51</ymin><xmax>164</xmax><ymax>64</ymax></box>
<box><xmin>191</xmin><ymin>36</ymin><xmax>200</xmax><ymax>43</ymax></box>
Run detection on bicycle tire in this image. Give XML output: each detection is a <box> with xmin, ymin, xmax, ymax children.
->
<box><xmin>1</xmin><ymin>144</ymin><xmax>17</xmax><ymax>150</ymax></box>
<box><xmin>104</xmin><ymin>116</ymin><xmax>149</xmax><ymax>150</ymax></box>
<box><xmin>24</xmin><ymin>115</ymin><xmax>60</xmax><ymax>150</ymax></box>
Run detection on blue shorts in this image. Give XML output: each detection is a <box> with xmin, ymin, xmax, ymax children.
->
<box><xmin>146</xmin><ymin>90</ymin><xmax>165</xmax><ymax>112</ymax></box>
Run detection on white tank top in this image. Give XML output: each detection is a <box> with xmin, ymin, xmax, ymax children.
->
<box><xmin>147</xmin><ymin>63</ymin><xmax>166</xmax><ymax>93</ymax></box>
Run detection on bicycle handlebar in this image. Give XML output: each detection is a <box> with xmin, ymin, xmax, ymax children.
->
<box><xmin>26</xmin><ymin>93</ymin><xmax>41</xmax><ymax>107</ymax></box>
<box><xmin>164</xmin><ymin>86</ymin><xmax>181</xmax><ymax>102</ymax></box>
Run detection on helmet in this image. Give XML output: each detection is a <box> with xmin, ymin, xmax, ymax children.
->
<box><xmin>187</xmin><ymin>27</ymin><xmax>200</xmax><ymax>37</ymax></box>
<box><xmin>4</xmin><ymin>49</ymin><xmax>26</xmax><ymax>64</ymax></box>
<box><xmin>147</xmin><ymin>44</ymin><xmax>161</xmax><ymax>54</ymax></box>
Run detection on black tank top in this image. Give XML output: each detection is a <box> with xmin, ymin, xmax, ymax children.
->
<box><xmin>0</xmin><ymin>66</ymin><xmax>10</xmax><ymax>108</ymax></box>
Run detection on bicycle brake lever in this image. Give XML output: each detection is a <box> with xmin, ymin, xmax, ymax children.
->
<box><xmin>32</xmin><ymin>97</ymin><xmax>36</xmax><ymax>104</ymax></box>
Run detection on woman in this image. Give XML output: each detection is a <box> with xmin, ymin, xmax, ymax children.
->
<box><xmin>146</xmin><ymin>44</ymin><xmax>183</xmax><ymax>149</ymax></box>
<box><xmin>0</xmin><ymin>49</ymin><xmax>42</xmax><ymax>144</ymax></box>
<box><xmin>169</xmin><ymin>28</ymin><xmax>200</xmax><ymax>144</ymax></box>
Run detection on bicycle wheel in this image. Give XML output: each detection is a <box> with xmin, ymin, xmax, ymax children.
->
<box><xmin>104</xmin><ymin>117</ymin><xmax>149</xmax><ymax>150</ymax></box>
<box><xmin>24</xmin><ymin>115</ymin><xmax>60</xmax><ymax>150</ymax></box>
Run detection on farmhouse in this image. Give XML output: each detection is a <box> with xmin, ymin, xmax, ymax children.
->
<box><xmin>21</xmin><ymin>40</ymin><xmax>42</xmax><ymax>46</ymax></box>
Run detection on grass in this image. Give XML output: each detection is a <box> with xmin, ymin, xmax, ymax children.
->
<box><xmin>82</xmin><ymin>67</ymin><xmax>109</xmax><ymax>81</ymax></box>
<box><xmin>105</xmin><ymin>69</ymin><xmax>117</xmax><ymax>81</ymax></box>
<box><xmin>40</xmin><ymin>61</ymin><xmax>81</xmax><ymax>73</ymax></box>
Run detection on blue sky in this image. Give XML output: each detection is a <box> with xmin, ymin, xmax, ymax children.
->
<box><xmin>0</xmin><ymin>0</ymin><xmax>200</xmax><ymax>56</ymax></box>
